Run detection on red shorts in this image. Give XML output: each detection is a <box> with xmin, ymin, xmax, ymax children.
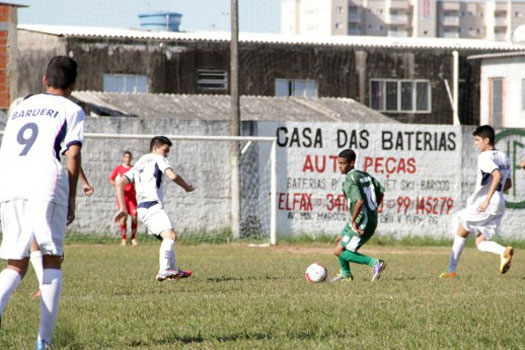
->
<box><xmin>117</xmin><ymin>195</ymin><xmax>137</xmax><ymax>216</ymax></box>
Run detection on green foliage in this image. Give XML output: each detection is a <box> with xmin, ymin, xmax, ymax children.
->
<box><xmin>0</xmin><ymin>244</ymin><xmax>523</xmax><ymax>349</ymax></box>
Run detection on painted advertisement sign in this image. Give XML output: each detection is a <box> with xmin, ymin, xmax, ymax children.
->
<box><xmin>258</xmin><ymin>122</ymin><xmax>462</xmax><ymax>238</ymax></box>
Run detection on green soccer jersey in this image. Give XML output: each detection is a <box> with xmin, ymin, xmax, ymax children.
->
<box><xmin>342</xmin><ymin>169</ymin><xmax>384</xmax><ymax>223</ymax></box>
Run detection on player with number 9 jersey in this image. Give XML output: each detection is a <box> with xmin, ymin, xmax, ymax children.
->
<box><xmin>0</xmin><ymin>94</ymin><xmax>85</xmax><ymax>205</ymax></box>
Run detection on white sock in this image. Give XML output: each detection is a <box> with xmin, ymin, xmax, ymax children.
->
<box><xmin>159</xmin><ymin>239</ymin><xmax>175</xmax><ymax>271</ymax></box>
<box><xmin>477</xmin><ymin>240</ymin><xmax>506</xmax><ymax>255</ymax></box>
<box><xmin>448</xmin><ymin>235</ymin><xmax>466</xmax><ymax>273</ymax></box>
<box><xmin>38</xmin><ymin>269</ymin><xmax>62</xmax><ymax>344</ymax></box>
<box><xmin>0</xmin><ymin>268</ymin><xmax>22</xmax><ymax>315</ymax></box>
<box><xmin>30</xmin><ymin>251</ymin><xmax>44</xmax><ymax>286</ymax></box>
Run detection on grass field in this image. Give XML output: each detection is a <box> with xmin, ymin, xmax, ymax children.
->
<box><xmin>0</xmin><ymin>242</ymin><xmax>523</xmax><ymax>349</ymax></box>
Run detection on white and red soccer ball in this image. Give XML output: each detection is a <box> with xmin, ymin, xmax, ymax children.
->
<box><xmin>305</xmin><ymin>263</ymin><xmax>328</xmax><ymax>283</ymax></box>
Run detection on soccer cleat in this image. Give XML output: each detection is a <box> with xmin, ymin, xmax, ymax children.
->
<box><xmin>330</xmin><ymin>274</ymin><xmax>353</xmax><ymax>283</ymax></box>
<box><xmin>173</xmin><ymin>269</ymin><xmax>192</xmax><ymax>279</ymax></box>
<box><xmin>35</xmin><ymin>340</ymin><xmax>51</xmax><ymax>350</ymax></box>
<box><xmin>131</xmin><ymin>239</ymin><xmax>138</xmax><ymax>246</ymax></box>
<box><xmin>156</xmin><ymin>269</ymin><xmax>192</xmax><ymax>282</ymax></box>
<box><xmin>121</xmin><ymin>239</ymin><xmax>127</xmax><ymax>246</ymax></box>
<box><xmin>439</xmin><ymin>271</ymin><xmax>457</xmax><ymax>279</ymax></box>
<box><xmin>372</xmin><ymin>260</ymin><xmax>386</xmax><ymax>282</ymax></box>
<box><xmin>500</xmin><ymin>246</ymin><xmax>514</xmax><ymax>274</ymax></box>
<box><xmin>32</xmin><ymin>289</ymin><xmax>42</xmax><ymax>299</ymax></box>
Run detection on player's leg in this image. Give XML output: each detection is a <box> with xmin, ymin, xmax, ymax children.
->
<box><xmin>128</xmin><ymin>199</ymin><xmax>138</xmax><ymax>246</ymax></box>
<box><xmin>441</xmin><ymin>223</ymin><xmax>469</xmax><ymax>278</ymax></box>
<box><xmin>30</xmin><ymin>240</ymin><xmax>43</xmax><ymax>298</ymax></box>
<box><xmin>0</xmin><ymin>200</ymin><xmax>33</xmax><ymax>324</ymax></box>
<box><xmin>338</xmin><ymin>219</ymin><xmax>385</xmax><ymax>281</ymax></box>
<box><xmin>0</xmin><ymin>259</ymin><xmax>28</xmax><ymax>321</ymax></box>
<box><xmin>119</xmin><ymin>215</ymin><xmax>127</xmax><ymax>246</ymax></box>
<box><xmin>331</xmin><ymin>234</ymin><xmax>353</xmax><ymax>282</ymax></box>
<box><xmin>475</xmin><ymin>233</ymin><xmax>514</xmax><ymax>274</ymax></box>
<box><xmin>37</xmin><ymin>255</ymin><xmax>62</xmax><ymax>348</ymax></box>
<box><xmin>156</xmin><ymin>229</ymin><xmax>191</xmax><ymax>281</ymax></box>
<box><xmin>117</xmin><ymin>199</ymin><xmax>127</xmax><ymax>245</ymax></box>
<box><xmin>32</xmin><ymin>201</ymin><xmax>67</xmax><ymax>349</ymax></box>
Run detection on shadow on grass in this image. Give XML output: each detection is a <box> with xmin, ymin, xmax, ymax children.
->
<box><xmin>130</xmin><ymin>329</ymin><xmax>344</xmax><ymax>346</ymax></box>
<box><xmin>205</xmin><ymin>275</ymin><xmax>281</xmax><ymax>283</ymax></box>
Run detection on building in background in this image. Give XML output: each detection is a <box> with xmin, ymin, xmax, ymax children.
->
<box><xmin>16</xmin><ymin>24</ymin><xmax>525</xmax><ymax>125</ymax></box>
<box><xmin>281</xmin><ymin>0</ymin><xmax>525</xmax><ymax>41</ymax></box>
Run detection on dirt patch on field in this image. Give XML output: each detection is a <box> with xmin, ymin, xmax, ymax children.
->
<box><xmin>264</xmin><ymin>245</ymin><xmax>449</xmax><ymax>256</ymax></box>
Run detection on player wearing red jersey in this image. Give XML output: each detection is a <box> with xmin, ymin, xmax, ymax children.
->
<box><xmin>110</xmin><ymin>151</ymin><xmax>138</xmax><ymax>246</ymax></box>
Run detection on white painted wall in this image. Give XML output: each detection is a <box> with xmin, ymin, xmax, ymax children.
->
<box><xmin>480</xmin><ymin>55</ymin><xmax>525</xmax><ymax>128</ymax></box>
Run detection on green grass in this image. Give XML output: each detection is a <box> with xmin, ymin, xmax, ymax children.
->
<box><xmin>0</xmin><ymin>242</ymin><xmax>524</xmax><ymax>349</ymax></box>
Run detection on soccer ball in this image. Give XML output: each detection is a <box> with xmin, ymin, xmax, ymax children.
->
<box><xmin>305</xmin><ymin>263</ymin><xmax>328</xmax><ymax>283</ymax></box>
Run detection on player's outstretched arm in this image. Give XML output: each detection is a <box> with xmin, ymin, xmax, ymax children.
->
<box><xmin>65</xmin><ymin>145</ymin><xmax>82</xmax><ymax>225</ymax></box>
<box><xmin>114</xmin><ymin>177</ymin><xmax>130</xmax><ymax>222</ymax></box>
<box><xmin>164</xmin><ymin>168</ymin><xmax>195</xmax><ymax>192</ymax></box>
<box><xmin>80</xmin><ymin>166</ymin><xmax>94</xmax><ymax>197</ymax></box>
<box><xmin>478</xmin><ymin>169</ymin><xmax>503</xmax><ymax>212</ymax></box>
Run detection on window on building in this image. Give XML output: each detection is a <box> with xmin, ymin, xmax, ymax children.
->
<box><xmin>490</xmin><ymin>78</ymin><xmax>503</xmax><ymax>127</ymax></box>
<box><xmin>336</xmin><ymin>6</ymin><xmax>343</xmax><ymax>13</ymax></box>
<box><xmin>103</xmin><ymin>74</ymin><xmax>148</xmax><ymax>93</ymax></box>
<box><xmin>275</xmin><ymin>79</ymin><xmax>317</xmax><ymax>98</ymax></box>
<box><xmin>516</xmin><ymin>12</ymin><xmax>523</xmax><ymax>18</ymax></box>
<box><xmin>336</xmin><ymin>22</ymin><xmax>343</xmax><ymax>29</ymax></box>
<box><xmin>370</xmin><ymin>79</ymin><xmax>431</xmax><ymax>113</ymax></box>
<box><xmin>197</xmin><ymin>69</ymin><xmax>227</xmax><ymax>90</ymax></box>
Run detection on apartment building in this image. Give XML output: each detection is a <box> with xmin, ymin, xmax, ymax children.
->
<box><xmin>281</xmin><ymin>0</ymin><xmax>525</xmax><ymax>41</ymax></box>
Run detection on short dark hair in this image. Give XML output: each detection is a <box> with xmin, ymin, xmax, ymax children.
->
<box><xmin>45</xmin><ymin>56</ymin><xmax>78</xmax><ymax>90</ymax></box>
<box><xmin>472</xmin><ymin>125</ymin><xmax>495</xmax><ymax>145</ymax></box>
<box><xmin>150</xmin><ymin>136</ymin><xmax>172</xmax><ymax>151</ymax></box>
<box><xmin>123</xmin><ymin>150</ymin><xmax>132</xmax><ymax>157</ymax></box>
<box><xmin>338</xmin><ymin>149</ymin><xmax>356</xmax><ymax>162</ymax></box>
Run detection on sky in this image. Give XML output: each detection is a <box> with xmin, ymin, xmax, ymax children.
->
<box><xmin>16</xmin><ymin>0</ymin><xmax>281</xmax><ymax>33</ymax></box>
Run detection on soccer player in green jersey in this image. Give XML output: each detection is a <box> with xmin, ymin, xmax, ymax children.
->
<box><xmin>331</xmin><ymin>149</ymin><xmax>387</xmax><ymax>282</ymax></box>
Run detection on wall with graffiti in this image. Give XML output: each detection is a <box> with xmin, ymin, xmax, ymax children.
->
<box><xmin>257</xmin><ymin>122</ymin><xmax>524</xmax><ymax>240</ymax></box>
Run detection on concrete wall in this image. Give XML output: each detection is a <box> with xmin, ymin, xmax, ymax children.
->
<box><xmin>1</xmin><ymin>116</ymin><xmax>524</xmax><ymax>240</ymax></box>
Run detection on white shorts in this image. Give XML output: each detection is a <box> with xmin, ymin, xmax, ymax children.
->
<box><xmin>137</xmin><ymin>202</ymin><xmax>173</xmax><ymax>236</ymax></box>
<box><xmin>0</xmin><ymin>200</ymin><xmax>67</xmax><ymax>259</ymax></box>
<box><xmin>458</xmin><ymin>206</ymin><xmax>503</xmax><ymax>240</ymax></box>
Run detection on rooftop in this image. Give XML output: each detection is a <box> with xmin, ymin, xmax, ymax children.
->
<box><xmin>18</xmin><ymin>24</ymin><xmax>525</xmax><ymax>51</ymax></box>
<box><xmin>71</xmin><ymin>91</ymin><xmax>397</xmax><ymax>124</ymax></box>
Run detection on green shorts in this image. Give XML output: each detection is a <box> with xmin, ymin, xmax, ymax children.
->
<box><xmin>339</xmin><ymin>216</ymin><xmax>377</xmax><ymax>252</ymax></box>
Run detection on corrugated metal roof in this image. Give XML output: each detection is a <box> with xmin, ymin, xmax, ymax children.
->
<box><xmin>0</xmin><ymin>1</ymin><xmax>28</xmax><ymax>7</ymax></box>
<box><xmin>71</xmin><ymin>91</ymin><xmax>398</xmax><ymax>124</ymax></box>
<box><xmin>18</xmin><ymin>24</ymin><xmax>525</xmax><ymax>51</ymax></box>
<box><xmin>468</xmin><ymin>51</ymin><xmax>525</xmax><ymax>60</ymax></box>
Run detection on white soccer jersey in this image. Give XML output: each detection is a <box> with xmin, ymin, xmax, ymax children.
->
<box><xmin>467</xmin><ymin>149</ymin><xmax>511</xmax><ymax>215</ymax></box>
<box><xmin>0</xmin><ymin>94</ymin><xmax>85</xmax><ymax>206</ymax></box>
<box><xmin>124</xmin><ymin>153</ymin><xmax>172</xmax><ymax>206</ymax></box>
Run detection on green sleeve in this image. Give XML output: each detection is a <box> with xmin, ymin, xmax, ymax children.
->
<box><xmin>348</xmin><ymin>183</ymin><xmax>363</xmax><ymax>202</ymax></box>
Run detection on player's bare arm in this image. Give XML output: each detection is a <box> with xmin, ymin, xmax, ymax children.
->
<box><xmin>503</xmin><ymin>178</ymin><xmax>512</xmax><ymax>192</ymax></box>
<box><xmin>477</xmin><ymin>169</ymin><xmax>502</xmax><ymax>212</ymax></box>
<box><xmin>65</xmin><ymin>144</ymin><xmax>81</xmax><ymax>225</ymax></box>
<box><xmin>80</xmin><ymin>166</ymin><xmax>94</xmax><ymax>197</ymax></box>
<box><xmin>114</xmin><ymin>176</ymin><xmax>130</xmax><ymax>222</ymax></box>
<box><xmin>351</xmin><ymin>198</ymin><xmax>365</xmax><ymax>235</ymax></box>
<box><xmin>164</xmin><ymin>168</ymin><xmax>195</xmax><ymax>192</ymax></box>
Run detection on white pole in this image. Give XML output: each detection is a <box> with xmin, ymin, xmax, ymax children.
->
<box><xmin>452</xmin><ymin>50</ymin><xmax>460</xmax><ymax>125</ymax></box>
<box><xmin>270</xmin><ymin>139</ymin><xmax>277</xmax><ymax>245</ymax></box>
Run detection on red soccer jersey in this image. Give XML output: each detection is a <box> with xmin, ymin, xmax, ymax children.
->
<box><xmin>110</xmin><ymin>164</ymin><xmax>136</xmax><ymax>197</ymax></box>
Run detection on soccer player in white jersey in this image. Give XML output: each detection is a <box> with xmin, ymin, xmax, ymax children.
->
<box><xmin>440</xmin><ymin>125</ymin><xmax>514</xmax><ymax>278</ymax></box>
<box><xmin>0</xmin><ymin>56</ymin><xmax>85</xmax><ymax>350</ymax></box>
<box><xmin>114</xmin><ymin>136</ymin><xmax>195</xmax><ymax>281</ymax></box>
